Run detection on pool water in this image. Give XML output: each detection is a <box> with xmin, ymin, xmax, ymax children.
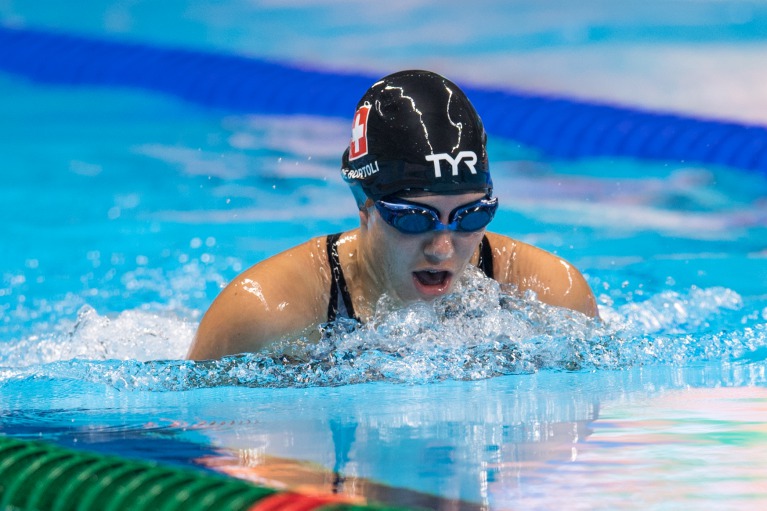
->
<box><xmin>2</xmin><ymin>1</ymin><xmax>767</xmax><ymax>509</ymax></box>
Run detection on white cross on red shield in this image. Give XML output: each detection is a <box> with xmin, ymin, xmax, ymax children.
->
<box><xmin>349</xmin><ymin>104</ymin><xmax>370</xmax><ymax>160</ymax></box>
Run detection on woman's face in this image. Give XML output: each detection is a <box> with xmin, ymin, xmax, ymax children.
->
<box><xmin>359</xmin><ymin>192</ymin><xmax>488</xmax><ymax>305</ymax></box>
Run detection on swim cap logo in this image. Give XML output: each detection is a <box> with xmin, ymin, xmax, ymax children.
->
<box><xmin>425</xmin><ymin>151</ymin><xmax>478</xmax><ymax>178</ymax></box>
<box><xmin>349</xmin><ymin>104</ymin><xmax>371</xmax><ymax>161</ymax></box>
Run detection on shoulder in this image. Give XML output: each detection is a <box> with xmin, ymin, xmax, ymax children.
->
<box><xmin>483</xmin><ymin>231</ymin><xmax>599</xmax><ymax>317</ymax></box>
<box><xmin>187</xmin><ymin>234</ymin><xmax>336</xmax><ymax>360</ymax></box>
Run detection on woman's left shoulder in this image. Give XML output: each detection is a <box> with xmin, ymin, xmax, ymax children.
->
<box><xmin>483</xmin><ymin>231</ymin><xmax>599</xmax><ymax>317</ymax></box>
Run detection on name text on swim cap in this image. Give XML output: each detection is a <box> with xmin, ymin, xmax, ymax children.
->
<box><xmin>344</xmin><ymin>160</ymin><xmax>380</xmax><ymax>179</ymax></box>
<box><xmin>425</xmin><ymin>151</ymin><xmax>478</xmax><ymax>178</ymax></box>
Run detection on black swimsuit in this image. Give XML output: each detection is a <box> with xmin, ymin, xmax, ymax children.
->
<box><xmin>325</xmin><ymin>233</ymin><xmax>494</xmax><ymax>323</ymax></box>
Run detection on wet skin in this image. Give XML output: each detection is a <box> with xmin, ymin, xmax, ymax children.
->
<box><xmin>187</xmin><ymin>193</ymin><xmax>599</xmax><ymax>360</ymax></box>
<box><xmin>355</xmin><ymin>192</ymin><xmax>487</xmax><ymax>307</ymax></box>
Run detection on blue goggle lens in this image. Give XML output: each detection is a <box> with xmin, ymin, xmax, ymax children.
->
<box><xmin>375</xmin><ymin>196</ymin><xmax>498</xmax><ymax>234</ymax></box>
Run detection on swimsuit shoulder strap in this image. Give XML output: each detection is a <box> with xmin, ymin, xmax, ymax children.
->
<box><xmin>477</xmin><ymin>234</ymin><xmax>495</xmax><ymax>279</ymax></box>
<box><xmin>326</xmin><ymin>233</ymin><xmax>490</xmax><ymax>322</ymax></box>
<box><xmin>326</xmin><ymin>233</ymin><xmax>358</xmax><ymax>323</ymax></box>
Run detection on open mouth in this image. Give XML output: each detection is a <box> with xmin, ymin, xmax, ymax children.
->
<box><xmin>412</xmin><ymin>270</ymin><xmax>452</xmax><ymax>296</ymax></box>
<box><xmin>413</xmin><ymin>270</ymin><xmax>448</xmax><ymax>286</ymax></box>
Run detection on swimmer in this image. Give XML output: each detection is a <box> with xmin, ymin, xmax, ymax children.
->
<box><xmin>187</xmin><ymin>70</ymin><xmax>599</xmax><ymax>360</ymax></box>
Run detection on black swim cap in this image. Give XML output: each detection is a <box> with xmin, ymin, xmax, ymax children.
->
<box><xmin>341</xmin><ymin>70</ymin><xmax>492</xmax><ymax>207</ymax></box>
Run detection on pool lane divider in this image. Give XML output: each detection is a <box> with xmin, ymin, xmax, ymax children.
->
<box><xmin>0</xmin><ymin>435</ymin><xmax>412</xmax><ymax>511</ymax></box>
<box><xmin>2</xmin><ymin>26</ymin><xmax>767</xmax><ymax>175</ymax></box>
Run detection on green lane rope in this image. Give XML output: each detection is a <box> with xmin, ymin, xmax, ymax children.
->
<box><xmin>0</xmin><ymin>435</ymin><xmax>412</xmax><ymax>511</ymax></box>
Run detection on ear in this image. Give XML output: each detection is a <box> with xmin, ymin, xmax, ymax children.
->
<box><xmin>358</xmin><ymin>200</ymin><xmax>373</xmax><ymax>231</ymax></box>
<box><xmin>359</xmin><ymin>206</ymin><xmax>370</xmax><ymax>230</ymax></box>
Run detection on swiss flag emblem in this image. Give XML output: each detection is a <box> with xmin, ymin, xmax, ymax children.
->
<box><xmin>349</xmin><ymin>104</ymin><xmax>370</xmax><ymax>160</ymax></box>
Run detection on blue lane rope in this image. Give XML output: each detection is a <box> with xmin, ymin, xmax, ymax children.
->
<box><xmin>2</xmin><ymin>26</ymin><xmax>767</xmax><ymax>174</ymax></box>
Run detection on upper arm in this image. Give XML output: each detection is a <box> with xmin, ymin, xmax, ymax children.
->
<box><xmin>485</xmin><ymin>232</ymin><xmax>599</xmax><ymax>318</ymax></box>
<box><xmin>187</xmin><ymin>239</ymin><xmax>329</xmax><ymax>360</ymax></box>
<box><xmin>535</xmin><ymin>255</ymin><xmax>599</xmax><ymax>317</ymax></box>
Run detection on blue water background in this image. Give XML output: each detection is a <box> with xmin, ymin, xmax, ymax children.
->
<box><xmin>2</xmin><ymin>1</ymin><xmax>767</xmax><ymax>509</ymax></box>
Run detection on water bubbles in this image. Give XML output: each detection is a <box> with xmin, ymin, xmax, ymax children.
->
<box><xmin>107</xmin><ymin>206</ymin><xmax>121</xmax><ymax>219</ymax></box>
<box><xmin>9</xmin><ymin>274</ymin><xmax>26</xmax><ymax>286</ymax></box>
<box><xmin>617</xmin><ymin>286</ymin><xmax>742</xmax><ymax>336</ymax></box>
<box><xmin>0</xmin><ymin>267</ymin><xmax>764</xmax><ymax>392</ymax></box>
<box><xmin>0</xmin><ymin>305</ymin><xmax>193</xmax><ymax>369</ymax></box>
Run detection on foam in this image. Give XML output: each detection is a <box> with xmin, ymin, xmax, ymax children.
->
<box><xmin>1</xmin><ymin>268</ymin><xmax>763</xmax><ymax>391</ymax></box>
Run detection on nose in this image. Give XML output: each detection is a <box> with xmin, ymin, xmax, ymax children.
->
<box><xmin>423</xmin><ymin>231</ymin><xmax>454</xmax><ymax>263</ymax></box>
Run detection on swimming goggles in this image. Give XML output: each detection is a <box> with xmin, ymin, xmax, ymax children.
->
<box><xmin>374</xmin><ymin>195</ymin><xmax>499</xmax><ymax>234</ymax></box>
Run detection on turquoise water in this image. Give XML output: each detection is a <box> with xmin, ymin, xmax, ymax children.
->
<box><xmin>2</xmin><ymin>1</ymin><xmax>767</xmax><ymax>509</ymax></box>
